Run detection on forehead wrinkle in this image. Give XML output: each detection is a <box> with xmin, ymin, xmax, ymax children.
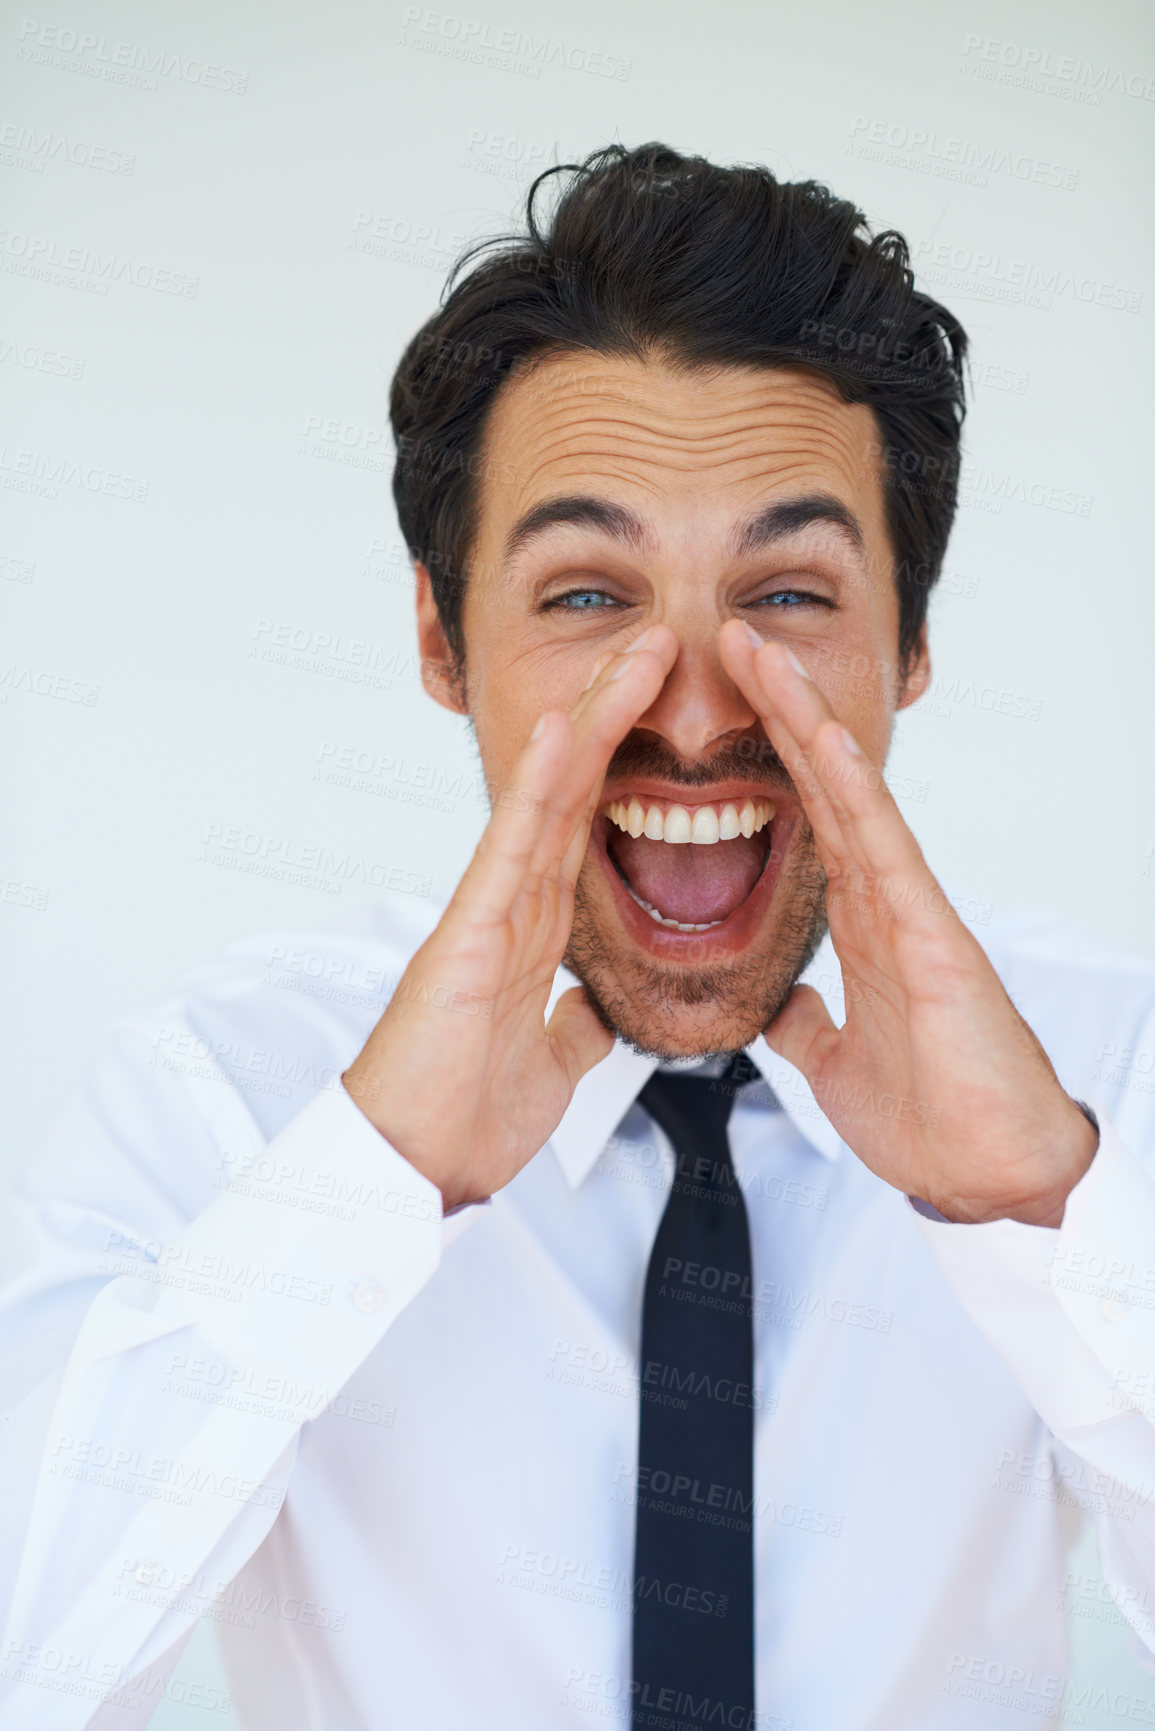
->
<box><xmin>508</xmin><ymin>394</ymin><xmax>869</xmax><ymax>446</ymax></box>
<box><xmin>508</xmin><ymin>432</ymin><xmax>875</xmax><ymax>503</ymax></box>
<box><xmin>514</xmin><ymin>415</ymin><xmax>867</xmax><ymax>478</ymax></box>
<box><xmin>482</xmin><ymin>366</ymin><xmax>887</xmax><ymax>563</ymax></box>
<box><xmin>496</xmin><ymin>449</ymin><xmax>881</xmax><ymax>555</ymax></box>
<box><xmin>521</xmin><ymin>355</ymin><xmax>846</xmax><ymax>414</ymax></box>
<box><xmin>522</xmin><ymin>375</ymin><xmax>842</xmax><ymax>421</ymax></box>
<box><xmin>501</xmin><ymin>357</ymin><xmax>863</xmax><ymax>426</ymax></box>
<box><xmin>497</xmin><ymin>397</ymin><xmax>876</xmax><ymax>479</ymax></box>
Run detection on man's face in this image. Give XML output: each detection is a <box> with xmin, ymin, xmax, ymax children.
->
<box><xmin>417</xmin><ymin>352</ymin><xmax>928</xmax><ymax>1060</ymax></box>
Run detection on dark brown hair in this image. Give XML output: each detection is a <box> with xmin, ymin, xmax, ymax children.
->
<box><xmin>390</xmin><ymin>142</ymin><xmax>968</xmax><ymax>671</ymax></box>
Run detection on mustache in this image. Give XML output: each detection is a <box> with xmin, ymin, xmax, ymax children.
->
<box><xmin>604</xmin><ymin>732</ymin><xmax>792</xmax><ymax>791</ymax></box>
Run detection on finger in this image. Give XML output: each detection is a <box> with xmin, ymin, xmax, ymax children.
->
<box><xmin>531</xmin><ymin>627</ymin><xmax>679</xmax><ymax>881</ymax></box>
<box><xmin>452</xmin><ymin>628</ymin><xmax>675</xmax><ymax>934</ymax></box>
<box><xmin>717</xmin><ymin>621</ymin><xmax>855</xmax><ymax>868</ymax></box>
<box><xmin>763</xmin><ymin>983</ymin><xmax>840</xmax><ymax>1082</ymax></box>
<box><xmin>449</xmin><ymin>708</ymin><xmax>573</xmax><ymax>928</ymax></box>
<box><xmin>545</xmin><ymin>985</ymin><xmax>616</xmax><ymax>1087</ymax></box>
<box><xmin>549</xmin><ymin>641</ymin><xmax>670</xmax><ymax>885</ymax></box>
<box><xmin>746</xmin><ymin>636</ymin><xmax>915</xmax><ymax>867</ymax></box>
<box><xmin>720</xmin><ymin>623</ymin><xmax>927</xmax><ymax>883</ymax></box>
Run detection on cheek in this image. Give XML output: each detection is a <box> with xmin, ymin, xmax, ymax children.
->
<box><xmin>809</xmin><ymin>636</ymin><xmax>898</xmax><ymax>753</ymax></box>
<box><xmin>468</xmin><ymin>641</ymin><xmax>587</xmax><ymax>768</ymax></box>
<box><xmin>480</xmin><ymin>630</ymin><xmax>606</xmax><ymax>718</ymax></box>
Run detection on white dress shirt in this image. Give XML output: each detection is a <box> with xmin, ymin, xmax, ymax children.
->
<box><xmin>2</xmin><ymin>889</ymin><xmax>1155</xmax><ymax>1730</ymax></box>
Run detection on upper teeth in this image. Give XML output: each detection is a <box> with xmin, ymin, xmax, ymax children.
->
<box><xmin>604</xmin><ymin>797</ymin><xmax>776</xmax><ymax>843</ymax></box>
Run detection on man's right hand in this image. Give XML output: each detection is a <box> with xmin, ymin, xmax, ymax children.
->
<box><xmin>342</xmin><ymin>625</ymin><xmax>678</xmax><ymax>1211</ymax></box>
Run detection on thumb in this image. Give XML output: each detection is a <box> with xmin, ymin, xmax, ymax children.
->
<box><xmin>546</xmin><ymin>986</ymin><xmax>615</xmax><ymax>1090</ymax></box>
<box><xmin>764</xmin><ymin>983</ymin><xmax>839</xmax><ymax>1082</ymax></box>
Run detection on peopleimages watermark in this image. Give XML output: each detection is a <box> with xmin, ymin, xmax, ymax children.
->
<box><xmin>0</xmin><ymin>334</ymin><xmax>85</xmax><ymax>379</ymax></box>
<box><xmin>942</xmin><ymin>1649</ymin><xmax>1155</xmax><ymax>1723</ymax></box>
<box><xmin>163</xmin><ymin>1351</ymin><xmax>398</xmax><ymax>1430</ymax></box>
<box><xmin>846</xmin><ymin>117</ymin><xmax>1078</xmax><ymax>190</ymax></box>
<box><xmin>198</xmin><ymin>822</ymin><xmax>431</xmax><ymax>899</ymax></box>
<box><xmin>14</xmin><ymin>18</ymin><xmax>249</xmax><ymax>94</ymax></box>
<box><xmin>0</xmin><ymin>1635</ymin><xmax>234</xmax><ymax>1715</ymax></box>
<box><xmin>313</xmin><ymin>740</ymin><xmax>489</xmax><ymax>814</ymax></box>
<box><xmin>0</xmin><ymin>445</ymin><xmax>148</xmax><ymax>502</ymax></box>
<box><xmin>248</xmin><ymin>617</ymin><xmax>420</xmax><ymax>694</ymax></box>
<box><xmin>0</xmin><ymin>230</ymin><xmax>199</xmax><ymax>298</ymax></box>
<box><xmin>1094</xmin><ymin>1040</ymin><xmax>1155</xmax><ymax>1097</ymax></box>
<box><xmin>0</xmin><ymin>551</ymin><xmax>36</xmax><ymax>583</ymax></box>
<box><xmin>463</xmin><ymin>126</ymin><xmax>550</xmax><ymax>182</ymax></box>
<box><xmin>959</xmin><ymin>33</ymin><xmax>1155</xmax><ymax>104</ymax></box>
<box><xmin>47</xmin><ymin>1432</ymin><xmax>285</xmax><ymax>1512</ymax></box>
<box><xmin>0</xmin><ymin>662</ymin><xmax>99</xmax><ymax>705</ymax></box>
<box><xmin>212</xmin><ymin>1143</ymin><xmax>439</xmax><ymax>1222</ymax></box>
<box><xmin>398</xmin><ymin>6</ymin><xmax>631</xmax><ymax>81</ymax></box>
<box><xmin>0</xmin><ymin>120</ymin><xmax>134</xmax><ymax>175</ymax></box>
<box><xmin>1060</xmin><ymin>1568</ymin><xmax>1154</xmax><ymax>1630</ymax></box>
<box><xmin>993</xmin><ymin>1446</ymin><xmax>1151</xmax><ymax>1521</ymax></box>
<box><xmin>99</xmin><ymin>1230</ymin><xmax>336</xmax><ymax>1309</ymax></box>
<box><xmin>910</xmin><ymin>237</ymin><xmax>1141</xmax><ymax>315</ymax></box>
<box><xmin>261</xmin><ymin>944</ymin><xmax>402</xmax><ymax>1013</ymax></box>
<box><xmin>559</xmin><ymin>1667</ymin><xmax>793</xmax><ymax>1730</ymax></box>
<box><xmin>298</xmin><ymin>411</ymin><xmax>389</xmax><ymax>473</ymax></box>
<box><xmin>612</xmin><ymin>1461</ymin><xmax>844</xmax><ymax>1539</ymax></box>
<box><xmin>0</xmin><ymin>876</ymin><xmax>50</xmax><ymax>911</ymax></box>
<box><xmin>496</xmin><ymin>1543</ymin><xmax>732</xmax><ymax>1617</ymax></box>
<box><xmin>147</xmin><ymin>1022</ymin><xmax>350</xmax><ymax>1099</ymax></box>
<box><xmin>348</xmin><ymin>210</ymin><xmax>470</xmax><ymax>272</ymax></box>
<box><xmin>111</xmin><ymin>1557</ymin><xmax>345</xmax><ymax>1633</ymax></box>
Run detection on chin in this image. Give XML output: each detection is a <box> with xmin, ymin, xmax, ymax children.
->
<box><xmin>600</xmin><ymin>1002</ymin><xmax>772</xmax><ymax>1065</ymax></box>
<box><xmin>565</xmin><ymin>808</ymin><xmax>828</xmax><ymax>1064</ymax></box>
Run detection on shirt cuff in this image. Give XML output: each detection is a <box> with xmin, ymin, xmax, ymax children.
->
<box><xmin>98</xmin><ymin>1083</ymin><xmax>452</xmax><ymax>1408</ymax></box>
<box><xmin>905</xmin><ymin>1116</ymin><xmax>1155</xmax><ymax>1434</ymax></box>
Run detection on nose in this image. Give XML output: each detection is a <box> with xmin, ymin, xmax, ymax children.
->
<box><xmin>633</xmin><ymin>625</ymin><xmax>760</xmax><ymax>762</ymax></box>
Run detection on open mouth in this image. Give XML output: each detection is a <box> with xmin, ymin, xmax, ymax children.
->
<box><xmin>593</xmin><ymin>790</ymin><xmax>791</xmax><ymax>953</ymax></box>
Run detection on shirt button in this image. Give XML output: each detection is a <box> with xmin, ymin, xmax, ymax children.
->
<box><xmin>1101</xmin><ymin>1293</ymin><xmax>1129</xmax><ymax>1322</ymax></box>
<box><xmin>134</xmin><ymin>1561</ymin><xmax>160</xmax><ymax>1586</ymax></box>
<box><xmin>352</xmin><ymin>1280</ymin><xmax>388</xmax><ymax>1313</ymax></box>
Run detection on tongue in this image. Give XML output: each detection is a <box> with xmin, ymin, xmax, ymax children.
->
<box><xmin>608</xmin><ymin>832</ymin><xmax>767</xmax><ymax>924</ymax></box>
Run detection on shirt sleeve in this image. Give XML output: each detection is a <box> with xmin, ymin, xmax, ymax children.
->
<box><xmin>0</xmin><ymin>1037</ymin><xmax>448</xmax><ymax>1730</ymax></box>
<box><xmin>907</xmin><ymin>1115</ymin><xmax>1155</xmax><ymax>1659</ymax></box>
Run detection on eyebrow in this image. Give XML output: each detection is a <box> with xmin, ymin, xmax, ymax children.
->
<box><xmin>731</xmin><ymin>493</ymin><xmax>866</xmax><ymax>560</ymax></box>
<box><xmin>501</xmin><ymin>489</ymin><xmax>866</xmax><ymax>567</ymax></box>
<box><xmin>503</xmin><ymin>495</ymin><xmax>650</xmax><ymax>565</ymax></box>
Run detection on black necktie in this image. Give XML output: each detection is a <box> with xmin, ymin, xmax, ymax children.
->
<box><xmin>631</xmin><ymin>1053</ymin><xmax>757</xmax><ymax>1731</ymax></box>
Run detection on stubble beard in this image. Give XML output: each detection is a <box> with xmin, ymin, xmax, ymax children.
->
<box><xmin>563</xmin><ymin>816</ymin><xmax>830</xmax><ymax>1062</ymax></box>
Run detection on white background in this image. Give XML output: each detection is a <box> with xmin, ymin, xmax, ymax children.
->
<box><xmin>2</xmin><ymin>0</ymin><xmax>1153</xmax><ymax>1723</ymax></box>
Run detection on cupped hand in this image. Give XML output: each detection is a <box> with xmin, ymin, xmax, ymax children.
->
<box><xmin>343</xmin><ymin>626</ymin><xmax>679</xmax><ymax>1211</ymax></box>
<box><xmin>718</xmin><ymin>620</ymin><xmax>1097</xmax><ymax>1226</ymax></box>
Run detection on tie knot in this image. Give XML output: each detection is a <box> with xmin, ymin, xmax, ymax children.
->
<box><xmin>637</xmin><ymin>1052</ymin><xmax>757</xmax><ymax>1185</ymax></box>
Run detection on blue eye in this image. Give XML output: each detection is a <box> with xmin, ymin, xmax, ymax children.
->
<box><xmin>758</xmin><ymin>590</ymin><xmax>813</xmax><ymax>607</ymax></box>
<box><xmin>549</xmin><ymin>590</ymin><xmax>618</xmax><ymax>610</ymax></box>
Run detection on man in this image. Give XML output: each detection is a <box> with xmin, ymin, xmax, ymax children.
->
<box><xmin>2</xmin><ymin>142</ymin><xmax>1154</xmax><ymax>1730</ymax></box>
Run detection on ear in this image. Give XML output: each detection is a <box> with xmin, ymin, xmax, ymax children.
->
<box><xmin>896</xmin><ymin>623</ymin><xmax>930</xmax><ymax>711</ymax></box>
<box><xmin>415</xmin><ymin>563</ymin><xmax>469</xmax><ymax>716</ymax></box>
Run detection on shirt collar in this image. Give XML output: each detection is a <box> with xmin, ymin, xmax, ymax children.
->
<box><xmin>545</xmin><ymin>932</ymin><xmax>846</xmax><ymax>1188</ymax></box>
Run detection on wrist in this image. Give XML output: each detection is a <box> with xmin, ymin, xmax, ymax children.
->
<box><xmin>340</xmin><ymin>1070</ymin><xmax>482</xmax><ymax>1214</ymax></box>
<box><xmin>931</xmin><ymin>1100</ymin><xmax>1100</xmax><ymax>1228</ymax></box>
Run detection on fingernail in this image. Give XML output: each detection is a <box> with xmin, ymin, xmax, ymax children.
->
<box><xmin>785</xmin><ymin>647</ymin><xmax>810</xmax><ymax>679</ymax></box>
<box><xmin>609</xmin><ymin>626</ymin><xmax>656</xmax><ymax>679</ymax></box>
<box><xmin>840</xmin><ymin>725</ymin><xmax>862</xmax><ymax>756</ymax></box>
<box><xmin>743</xmin><ymin>622</ymin><xmax>762</xmax><ymax>649</ymax></box>
<box><xmin>582</xmin><ymin>654</ymin><xmax>608</xmax><ymax>692</ymax></box>
<box><xmin>530</xmin><ymin>713</ymin><xmax>548</xmax><ymax>741</ymax></box>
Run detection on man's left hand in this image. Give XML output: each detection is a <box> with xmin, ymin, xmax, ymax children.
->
<box><xmin>719</xmin><ymin>621</ymin><xmax>1098</xmax><ymax>1227</ymax></box>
